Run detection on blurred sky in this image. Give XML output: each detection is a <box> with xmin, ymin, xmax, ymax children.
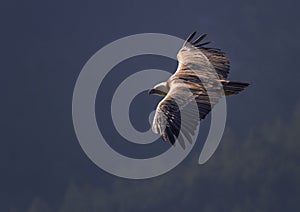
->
<box><xmin>1</xmin><ymin>0</ymin><xmax>300</xmax><ymax>211</ymax></box>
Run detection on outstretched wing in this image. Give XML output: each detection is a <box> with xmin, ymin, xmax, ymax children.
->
<box><xmin>179</xmin><ymin>31</ymin><xmax>230</xmax><ymax>80</ymax></box>
<box><xmin>152</xmin><ymin>80</ymin><xmax>210</xmax><ymax>149</ymax></box>
<box><xmin>152</xmin><ymin>32</ymin><xmax>226</xmax><ymax>147</ymax></box>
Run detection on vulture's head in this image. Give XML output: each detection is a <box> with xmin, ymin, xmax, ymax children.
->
<box><xmin>148</xmin><ymin>82</ymin><xmax>169</xmax><ymax>96</ymax></box>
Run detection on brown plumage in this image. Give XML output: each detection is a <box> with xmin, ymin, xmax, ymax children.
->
<box><xmin>149</xmin><ymin>32</ymin><xmax>249</xmax><ymax>148</ymax></box>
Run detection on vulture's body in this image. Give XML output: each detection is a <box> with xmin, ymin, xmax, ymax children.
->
<box><xmin>149</xmin><ymin>32</ymin><xmax>249</xmax><ymax>148</ymax></box>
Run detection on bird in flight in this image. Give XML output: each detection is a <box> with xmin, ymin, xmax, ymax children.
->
<box><xmin>149</xmin><ymin>32</ymin><xmax>249</xmax><ymax>148</ymax></box>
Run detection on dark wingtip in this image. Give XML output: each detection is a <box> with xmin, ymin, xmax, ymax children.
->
<box><xmin>186</xmin><ymin>31</ymin><xmax>197</xmax><ymax>43</ymax></box>
<box><xmin>195</xmin><ymin>41</ymin><xmax>212</xmax><ymax>47</ymax></box>
<box><xmin>165</xmin><ymin>127</ymin><xmax>176</xmax><ymax>145</ymax></box>
<box><xmin>183</xmin><ymin>31</ymin><xmax>197</xmax><ymax>47</ymax></box>
<box><xmin>192</xmin><ymin>33</ymin><xmax>207</xmax><ymax>45</ymax></box>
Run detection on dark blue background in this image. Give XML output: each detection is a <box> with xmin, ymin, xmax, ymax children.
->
<box><xmin>1</xmin><ymin>0</ymin><xmax>299</xmax><ymax>211</ymax></box>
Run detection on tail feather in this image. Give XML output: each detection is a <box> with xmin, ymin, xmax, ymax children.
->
<box><xmin>221</xmin><ymin>81</ymin><xmax>250</xmax><ymax>95</ymax></box>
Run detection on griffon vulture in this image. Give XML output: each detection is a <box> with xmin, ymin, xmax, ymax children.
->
<box><xmin>149</xmin><ymin>32</ymin><xmax>249</xmax><ymax>148</ymax></box>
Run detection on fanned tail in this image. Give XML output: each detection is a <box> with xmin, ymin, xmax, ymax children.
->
<box><xmin>221</xmin><ymin>81</ymin><xmax>250</xmax><ymax>96</ymax></box>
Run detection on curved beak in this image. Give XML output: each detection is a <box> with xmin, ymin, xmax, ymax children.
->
<box><xmin>148</xmin><ymin>89</ymin><xmax>167</xmax><ymax>96</ymax></box>
<box><xmin>148</xmin><ymin>89</ymin><xmax>157</xmax><ymax>95</ymax></box>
